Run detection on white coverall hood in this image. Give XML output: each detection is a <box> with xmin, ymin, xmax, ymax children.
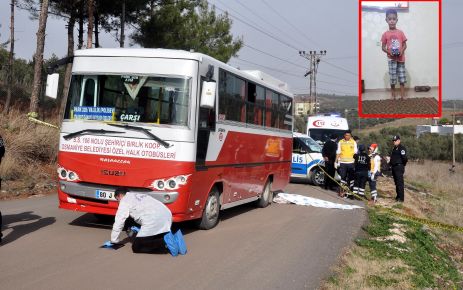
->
<box><xmin>111</xmin><ymin>192</ymin><xmax>172</xmax><ymax>243</ymax></box>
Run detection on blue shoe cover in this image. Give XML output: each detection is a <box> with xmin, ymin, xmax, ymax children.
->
<box><xmin>174</xmin><ymin>230</ymin><xmax>187</xmax><ymax>255</ymax></box>
<box><xmin>163</xmin><ymin>231</ymin><xmax>178</xmax><ymax>256</ymax></box>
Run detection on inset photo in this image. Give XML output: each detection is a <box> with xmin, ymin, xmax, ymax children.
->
<box><xmin>359</xmin><ymin>0</ymin><xmax>441</xmax><ymax>117</ymax></box>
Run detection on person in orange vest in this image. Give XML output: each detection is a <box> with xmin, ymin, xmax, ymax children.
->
<box><xmin>335</xmin><ymin>130</ymin><xmax>358</xmax><ymax>197</ymax></box>
<box><xmin>368</xmin><ymin>143</ymin><xmax>382</xmax><ymax>202</ymax></box>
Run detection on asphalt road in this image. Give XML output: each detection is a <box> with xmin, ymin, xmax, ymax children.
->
<box><xmin>0</xmin><ymin>183</ymin><xmax>366</xmax><ymax>290</ymax></box>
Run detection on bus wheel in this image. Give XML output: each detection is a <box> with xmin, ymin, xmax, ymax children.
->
<box><xmin>197</xmin><ymin>187</ymin><xmax>220</xmax><ymax>230</ymax></box>
<box><xmin>311</xmin><ymin>168</ymin><xmax>325</xmax><ymax>186</ymax></box>
<box><xmin>256</xmin><ymin>180</ymin><xmax>272</xmax><ymax>208</ymax></box>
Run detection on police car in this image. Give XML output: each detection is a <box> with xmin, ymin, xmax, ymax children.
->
<box><xmin>291</xmin><ymin>132</ymin><xmax>325</xmax><ymax>186</ymax></box>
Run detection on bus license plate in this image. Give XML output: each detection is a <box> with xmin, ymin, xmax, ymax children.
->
<box><xmin>96</xmin><ymin>190</ymin><xmax>116</xmax><ymax>201</ymax></box>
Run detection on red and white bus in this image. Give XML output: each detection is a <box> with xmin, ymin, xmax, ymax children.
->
<box><xmin>47</xmin><ymin>48</ymin><xmax>293</xmax><ymax>229</ymax></box>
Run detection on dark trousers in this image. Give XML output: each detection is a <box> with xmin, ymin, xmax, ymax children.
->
<box><xmin>392</xmin><ymin>164</ymin><xmax>405</xmax><ymax>201</ymax></box>
<box><xmin>339</xmin><ymin>163</ymin><xmax>355</xmax><ymax>191</ymax></box>
<box><xmin>132</xmin><ymin>233</ymin><xmax>167</xmax><ymax>254</ymax></box>
<box><xmin>324</xmin><ymin>162</ymin><xmax>336</xmax><ymax>189</ymax></box>
<box><xmin>353</xmin><ymin>170</ymin><xmax>368</xmax><ymax>196</ymax></box>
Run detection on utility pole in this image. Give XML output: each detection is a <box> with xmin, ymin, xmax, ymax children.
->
<box><xmin>299</xmin><ymin>50</ymin><xmax>327</xmax><ymax>115</ymax></box>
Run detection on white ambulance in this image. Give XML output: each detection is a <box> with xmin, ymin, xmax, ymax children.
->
<box><xmin>307</xmin><ymin>114</ymin><xmax>349</xmax><ymax>144</ymax></box>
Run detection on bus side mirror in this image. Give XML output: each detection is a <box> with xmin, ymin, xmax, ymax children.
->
<box><xmin>200</xmin><ymin>81</ymin><xmax>216</xmax><ymax>109</ymax></box>
<box><xmin>45</xmin><ymin>73</ymin><xmax>59</xmax><ymax>99</ymax></box>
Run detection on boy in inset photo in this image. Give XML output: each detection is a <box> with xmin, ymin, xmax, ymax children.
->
<box><xmin>381</xmin><ymin>9</ymin><xmax>407</xmax><ymax>100</ymax></box>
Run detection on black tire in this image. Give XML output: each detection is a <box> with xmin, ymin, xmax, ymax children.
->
<box><xmin>197</xmin><ymin>187</ymin><xmax>220</xmax><ymax>230</ymax></box>
<box><xmin>311</xmin><ymin>167</ymin><xmax>325</xmax><ymax>186</ymax></box>
<box><xmin>256</xmin><ymin>180</ymin><xmax>272</xmax><ymax>208</ymax></box>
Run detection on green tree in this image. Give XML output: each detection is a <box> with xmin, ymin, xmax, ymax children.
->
<box><xmin>132</xmin><ymin>0</ymin><xmax>242</xmax><ymax>62</ymax></box>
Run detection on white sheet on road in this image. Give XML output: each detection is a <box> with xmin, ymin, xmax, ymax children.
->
<box><xmin>273</xmin><ymin>193</ymin><xmax>363</xmax><ymax>210</ymax></box>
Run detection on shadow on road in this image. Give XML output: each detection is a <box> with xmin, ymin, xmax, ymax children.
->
<box><xmin>172</xmin><ymin>202</ymin><xmax>259</xmax><ymax>234</ymax></box>
<box><xmin>68</xmin><ymin>201</ymin><xmax>262</xmax><ymax>237</ymax></box>
<box><xmin>69</xmin><ymin>213</ymin><xmax>114</xmax><ymax>229</ymax></box>
<box><xmin>1</xmin><ymin>211</ymin><xmax>56</xmax><ymax>246</ymax></box>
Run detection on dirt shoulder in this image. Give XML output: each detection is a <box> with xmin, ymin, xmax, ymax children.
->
<box><xmin>0</xmin><ymin>163</ymin><xmax>57</xmax><ymax>201</ymax></box>
<box><xmin>321</xmin><ymin>161</ymin><xmax>463</xmax><ymax>289</ymax></box>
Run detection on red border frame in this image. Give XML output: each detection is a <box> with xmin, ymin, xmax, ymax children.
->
<box><xmin>359</xmin><ymin>0</ymin><xmax>442</xmax><ymax>118</ymax></box>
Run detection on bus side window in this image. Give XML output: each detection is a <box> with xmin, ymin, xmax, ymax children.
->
<box><xmin>82</xmin><ymin>78</ymin><xmax>95</xmax><ymax>106</ymax></box>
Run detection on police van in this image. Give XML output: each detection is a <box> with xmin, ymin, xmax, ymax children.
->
<box><xmin>291</xmin><ymin>132</ymin><xmax>325</xmax><ymax>186</ymax></box>
<box><xmin>307</xmin><ymin>114</ymin><xmax>349</xmax><ymax>144</ymax></box>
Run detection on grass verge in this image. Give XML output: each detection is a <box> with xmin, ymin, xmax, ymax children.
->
<box><xmin>322</xmin><ymin>209</ymin><xmax>461</xmax><ymax>289</ymax></box>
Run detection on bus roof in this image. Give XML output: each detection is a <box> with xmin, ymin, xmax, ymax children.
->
<box><xmin>73</xmin><ymin>48</ymin><xmax>293</xmax><ymax>96</ymax></box>
<box><xmin>74</xmin><ymin>48</ymin><xmax>205</xmax><ymax>61</ymax></box>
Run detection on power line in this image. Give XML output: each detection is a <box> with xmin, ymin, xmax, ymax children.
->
<box><xmin>234</xmin><ymin>0</ymin><xmax>308</xmax><ymax>49</ymax></box>
<box><xmin>260</xmin><ymin>0</ymin><xmax>320</xmax><ymax>47</ymax></box>
<box><xmin>243</xmin><ymin>43</ymin><xmax>307</xmax><ymax>69</ymax></box>
<box><xmin>231</xmin><ymin>58</ymin><xmax>303</xmax><ymax>78</ymax></box>
<box><xmin>243</xmin><ymin>43</ymin><xmax>355</xmax><ymax>83</ymax></box>
<box><xmin>324</xmin><ymin>55</ymin><xmax>357</xmax><ymax>61</ymax></box>
<box><xmin>209</xmin><ymin>1</ymin><xmax>301</xmax><ymax>52</ymax></box>
<box><xmin>316</xmin><ymin>70</ymin><xmax>356</xmax><ymax>82</ymax></box>
<box><xmin>321</xmin><ymin>59</ymin><xmax>358</xmax><ymax>76</ymax></box>
<box><xmin>232</xmin><ymin>58</ymin><xmax>357</xmax><ymax>89</ymax></box>
<box><xmin>215</xmin><ymin>0</ymin><xmax>270</xmax><ymax>38</ymax></box>
<box><xmin>211</xmin><ymin>0</ymin><xmax>358</xmax><ymax>88</ymax></box>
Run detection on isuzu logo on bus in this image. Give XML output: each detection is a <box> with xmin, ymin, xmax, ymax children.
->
<box><xmin>101</xmin><ymin>169</ymin><xmax>126</xmax><ymax>176</ymax></box>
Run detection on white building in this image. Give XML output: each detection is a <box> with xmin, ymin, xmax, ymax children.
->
<box><xmin>416</xmin><ymin>124</ymin><xmax>463</xmax><ymax>137</ymax></box>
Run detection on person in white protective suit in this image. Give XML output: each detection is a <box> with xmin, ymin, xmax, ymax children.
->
<box><xmin>110</xmin><ymin>188</ymin><xmax>173</xmax><ymax>254</ymax></box>
<box><xmin>368</xmin><ymin>144</ymin><xmax>382</xmax><ymax>203</ymax></box>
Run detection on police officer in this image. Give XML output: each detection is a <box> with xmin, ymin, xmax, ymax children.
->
<box><xmin>322</xmin><ymin>134</ymin><xmax>338</xmax><ymax>191</ymax></box>
<box><xmin>389</xmin><ymin>135</ymin><xmax>407</xmax><ymax>202</ymax></box>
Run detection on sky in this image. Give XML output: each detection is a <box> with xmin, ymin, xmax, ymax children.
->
<box><xmin>0</xmin><ymin>0</ymin><xmax>462</xmax><ymax>99</ymax></box>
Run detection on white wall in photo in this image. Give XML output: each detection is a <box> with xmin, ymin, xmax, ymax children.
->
<box><xmin>362</xmin><ymin>2</ymin><xmax>439</xmax><ymax>90</ymax></box>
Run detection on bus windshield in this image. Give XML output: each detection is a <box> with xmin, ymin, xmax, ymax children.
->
<box><xmin>308</xmin><ymin>128</ymin><xmax>346</xmax><ymax>143</ymax></box>
<box><xmin>64</xmin><ymin>74</ymin><xmax>191</xmax><ymax>126</ymax></box>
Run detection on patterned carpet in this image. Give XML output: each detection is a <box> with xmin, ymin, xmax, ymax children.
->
<box><xmin>362</xmin><ymin>97</ymin><xmax>438</xmax><ymax>115</ymax></box>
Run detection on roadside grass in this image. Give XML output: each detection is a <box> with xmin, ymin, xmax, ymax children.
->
<box><xmin>406</xmin><ymin>161</ymin><xmax>463</xmax><ymax>283</ymax></box>
<box><xmin>0</xmin><ymin>108</ymin><xmax>59</xmax><ymax>196</ymax></box>
<box><xmin>322</xmin><ymin>210</ymin><xmax>461</xmax><ymax>289</ymax></box>
<box><xmin>322</xmin><ymin>161</ymin><xmax>463</xmax><ymax>289</ymax></box>
<box><xmin>405</xmin><ymin>161</ymin><xmax>463</xmax><ymax>227</ymax></box>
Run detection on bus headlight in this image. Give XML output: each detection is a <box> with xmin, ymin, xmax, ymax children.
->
<box><xmin>150</xmin><ymin>174</ymin><xmax>191</xmax><ymax>191</ymax></box>
<box><xmin>156</xmin><ymin>180</ymin><xmax>165</xmax><ymax>189</ymax></box>
<box><xmin>57</xmin><ymin>165</ymin><xmax>80</xmax><ymax>182</ymax></box>
<box><xmin>168</xmin><ymin>179</ymin><xmax>177</xmax><ymax>189</ymax></box>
